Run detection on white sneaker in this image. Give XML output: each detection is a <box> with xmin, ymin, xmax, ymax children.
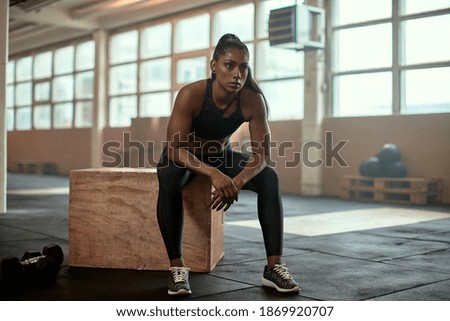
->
<box><xmin>261</xmin><ymin>263</ymin><xmax>300</xmax><ymax>293</ymax></box>
<box><xmin>168</xmin><ymin>266</ymin><xmax>192</xmax><ymax>296</ymax></box>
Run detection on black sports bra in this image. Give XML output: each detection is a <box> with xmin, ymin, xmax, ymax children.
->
<box><xmin>190</xmin><ymin>78</ymin><xmax>245</xmax><ymax>140</ymax></box>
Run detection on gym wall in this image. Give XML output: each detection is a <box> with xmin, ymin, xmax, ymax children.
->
<box><xmin>322</xmin><ymin>113</ymin><xmax>450</xmax><ymax>204</ymax></box>
<box><xmin>7</xmin><ymin>113</ymin><xmax>450</xmax><ymax>204</ymax></box>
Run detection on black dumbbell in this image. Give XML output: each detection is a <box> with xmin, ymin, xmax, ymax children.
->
<box><xmin>1</xmin><ymin>244</ymin><xmax>64</xmax><ymax>286</ymax></box>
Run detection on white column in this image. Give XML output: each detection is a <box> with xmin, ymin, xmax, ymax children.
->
<box><xmin>0</xmin><ymin>0</ymin><xmax>9</xmax><ymax>213</ymax></box>
<box><xmin>90</xmin><ymin>30</ymin><xmax>107</xmax><ymax>168</ymax></box>
<box><xmin>300</xmin><ymin>0</ymin><xmax>326</xmax><ymax>195</ymax></box>
<box><xmin>301</xmin><ymin>49</ymin><xmax>326</xmax><ymax>195</ymax></box>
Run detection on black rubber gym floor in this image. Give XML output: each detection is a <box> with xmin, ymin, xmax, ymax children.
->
<box><xmin>1</xmin><ymin>173</ymin><xmax>449</xmax><ymax>301</ymax></box>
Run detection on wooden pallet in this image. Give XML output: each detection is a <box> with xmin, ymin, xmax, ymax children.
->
<box><xmin>340</xmin><ymin>176</ymin><xmax>442</xmax><ymax>205</ymax></box>
<box><xmin>17</xmin><ymin>160</ymin><xmax>57</xmax><ymax>175</ymax></box>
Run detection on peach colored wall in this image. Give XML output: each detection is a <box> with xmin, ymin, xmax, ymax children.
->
<box><xmin>101</xmin><ymin>117</ymin><xmax>170</xmax><ymax>168</ymax></box>
<box><xmin>100</xmin><ymin>127</ymin><xmax>132</xmax><ymax>167</ymax></box>
<box><xmin>100</xmin><ymin>119</ymin><xmax>303</xmax><ymax>194</ymax></box>
<box><xmin>322</xmin><ymin>113</ymin><xmax>450</xmax><ymax>204</ymax></box>
<box><xmin>7</xmin><ymin>114</ymin><xmax>449</xmax><ymax>204</ymax></box>
<box><xmin>229</xmin><ymin>120</ymin><xmax>303</xmax><ymax>194</ymax></box>
<box><xmin>7</xmin><ymin>129</ymin><xmax>91</xmax><ymax>175</ymax></box>
<box><xmin>269</xmin><ymin>120</ymin><xmax>303</xmax><ymax>194</ymax></box>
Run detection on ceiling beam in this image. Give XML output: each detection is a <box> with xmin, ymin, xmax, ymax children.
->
<box><xmin>9</xmin><ymin>27</ymin><xmax>90</xmax><ymax>55</ymax></box>
<box><xmin>70</xmin><ymin>0</ymin><xmax>170</xmax><ymax>20</ymax></box>
<box><xmin>11</xmin><ymin>6</ymin><xmax>99</xmax><ymax>30</ymax></box>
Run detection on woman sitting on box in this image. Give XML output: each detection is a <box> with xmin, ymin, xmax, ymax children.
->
<box><xmin>157</xmin><ymin>33</ymin><xmax>300</xmax><ymax>296</ymax></box>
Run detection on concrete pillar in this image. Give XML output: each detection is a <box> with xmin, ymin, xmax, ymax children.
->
<box><xmin>0</xmin><ymin>0</ymin><xmax>9</xmax><ymax>213</ymax></box>
<box><xmin>90</xmin><ymin>30</ymin><xmax>107</xmax><ymax>168</ymax></box>
<box><xmin>301</xmin><ymin>49</ymin><xmax>326</xmax><ymax>195</ymax></box>
<box><xmin>300</xmin><ymin>0</ymin><xmax>326</xmax><ymax>195</ymax></box>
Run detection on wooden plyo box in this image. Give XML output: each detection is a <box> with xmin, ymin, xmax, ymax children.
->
<box><xmin>69</xmin><ymin>168</ymin><xmax>224</xmax><ymax>272</ymax></box>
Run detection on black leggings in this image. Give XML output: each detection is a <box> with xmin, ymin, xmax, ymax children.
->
<box><xmin>156</xmin><ymin>148</ymin><xmax>283</xmax><ymax>260</ymax></box>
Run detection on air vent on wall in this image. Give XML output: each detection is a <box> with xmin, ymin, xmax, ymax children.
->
<box><xmin>268</xmin><ymin>4</ymin><xmax>325</xmax><ymax>51</ymax></box>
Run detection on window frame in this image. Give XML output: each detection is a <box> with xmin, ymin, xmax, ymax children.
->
<box><xmin>8</xmin><ymin>37</ymin><xmax>95</xmax><ymax>131</ymax></box>
<box><xmin>106</xmin><ymin>0</ymin><xmax>306</xmax><ymax>127</ymax></box>
<box><xmin>329</xmin><ymin>0</ymin><xmax>450</xmax><ymax>117</ymax></box>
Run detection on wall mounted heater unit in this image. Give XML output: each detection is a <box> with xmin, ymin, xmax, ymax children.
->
<box><xmin>268</xmin><ymin>4</ymin><xmax>325</xmax><ymax>51</ymax></box>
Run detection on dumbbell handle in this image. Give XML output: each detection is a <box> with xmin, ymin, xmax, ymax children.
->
<box><xmin>21</xmin><ymin>255</ymin><xmax>46</xmax><ymax>266</ymax></box>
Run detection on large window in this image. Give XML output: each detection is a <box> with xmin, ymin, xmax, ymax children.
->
<box><xmin>333</xmin><ymin>0</ymin><xmax>391</xmax><ymax>25</ymax></box>
<box><xmin>333</xmin><ymin>73</ymin><xmax>392</xmax><ymax>116</ymax></box>
<box><xmin>7</xmin><ymin>40</ymin><xmax>95</xmax><ymax>131</ymax></box>
<box><xmin>401</xmin><ymin>11</ymin><xmax>450</xmax><ymax>114</ymax></box>
<box><xmin>109</xmin><ymin>24</ymin><xmax>173</xmax><ymax>127</ymax></box>
<box><xmin>107</xmin><ymin>0</ymin><xmax>305</xmax><ymax>127</ymax></box>
<box><xmin>175</xmin><ymin>14</ymin><xmax>210</xmax><ymax>53</ymax></box>
<box><xmin>213</xmin><ymin>3</ymin><xmax>255</xmax><ymax>44</ymax></box>
<box><xmin>334</xmin><ymin>24</ymin><xmax>392</xmax><ymax>72</ymax></box>
<box><xmin>331</xmin><ymin>0</ymin><xmax>450</xmax><ymax>116</ymax></box>
<box><xmin>256</xmin><ymin>0</ymin><xmax>304</xmax><ymax>120</ymax></box>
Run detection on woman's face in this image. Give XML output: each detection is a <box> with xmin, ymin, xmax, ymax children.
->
<box><xmin>211</xmin><ymin>48</ymin><xmax>249</xmax><ymax>94</ymax></box>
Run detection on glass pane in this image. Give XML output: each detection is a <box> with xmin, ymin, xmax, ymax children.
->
<box><xmin>7</xmin><ymin>60</ymin><xmax>14</xmax><ymax>84</ymax></box>
<box><xmin>140</xmin><ymin>58</ymin><xmax>171</xmax><ymax>92</ymax></box>
<box><xmin>34</xmin><ymin>51</ymin><xmax>52</xmax><ymax>79</ymax></box>
<box><xmin>76</xmin><ymin>71</ymin><xmax>94</xmax><ymax>99</ymax></box>
<box><xmin>109</xmin><ymin>63</ymin><xmax>137</xmax><ymax>95</ymax></box>
<box><xmin>7</xmin><ymin>85</ymin><xmax>14</xmax><ymax>107</ymax></box>
<box><xmin>260</xmin><ymin>79</ymin><xmax>304</xmax><ymax>120</ymax></box>
<box><xmin>334</xmin><ymin>72</ymin><xmax>392</xmax><ymax>116</ymax></box>
<box><xmin>335</xmin><ymin>23</ymin><xmax>392</xmax><ymax>72</ymax></box>
<box><xmin>140</xmin><ymin>92</ymin><xmax>171</xmax><ymax>117</ymax></box>
<box><xmin>258</xmin><ymin>0</ymin><xmax>297</xmax><ymax>38</ymax></box>
<box><xmin>34</xmin><ymin>105</ymin><xmax>51</xmax><ymax>129</ymax></box>
<box><xmin>109</xmin><ymin>95</ymin><xmax>137</xmax><ymax>127</ymax></box>
<box><xmin>402</xmin><ymin>15</ymin><xmax>450</xmax><ymax>65</ymax></box>
<box><xmin>75</xmin><ymin>101</ymin><xmax>93</xmax><ymax>128</ymax></box>
<box><xmin>76</xmin><ymin>41</ymin><xmax>95</xmax><ymax>71</ymax></box>
<box><xmin>110</xmin><ymin>30</ymin><xmax>138</xmax><ymax>64</ymax></box>
<box><xmin>141</xmin><ymin>23</ymin><xmax>172</xmax><ymax>59</ymax></box>
<box><xmin>176</xmin><ymin>57</ymin><xmax>207</xmax><ymax>84</ymax></box>
<box><xmin>333</xmin><ymin>0</ymin><xmax>391</xmax><ymax>26</ymax></box>
<box><xmin>16</xmin><ymin>107</ymin><xmax>32</xmax><ymax>130</ymax></box>
<box><xmin>213</xmin><ymin>4</ymin><xmax>254</xmax><ymax>44</ymax></box>
<box><xmin>402</xmin><ymin>0</ymin><xmax>450</xmax><ymax>15</ymax></box>
<box><xmin>54</xmin><ymin>46</ymin><xmax>74</xmax><ymax>75</ymax></box>
<box><xmin>54</xmin><ymin>102</ymin><xmax>73</xmax><ymax>129</ymax></box>
<box><xmin>53</xmin><ymin>75</ymin><xmax>74</xmax><ymax>102</ymax></box>
<box><xmin>35</xmin><ymin>82</ymin><xmax>51</xmax><ymax>101</ymax></box>
<box><xmin>7</xmin><ymin>108</ymin><xmax>14</xmax><ymax>131</ymax></box>
<box><xmin>16</xmin><ymin>56</ymin><xmax>32</xmax><ymax>81</ymax></box>
<box><xmin>256</xmin><ymin>41</ymin><xmax>304</xmax><ymax>80</ymax></box>
<box><xmin>403</xmin><ymin>67</ymin><xmax>450</xmax><ymax>114</ymax></box>
<box><xmin>15</xmin><ymin>82</ymin><xmax>32</xmax><ymax>106</ymax></box>
<box><xmin>175</xmin><ymin>14</ymin><xmax>209</xmax><ymax>53</ymax></box>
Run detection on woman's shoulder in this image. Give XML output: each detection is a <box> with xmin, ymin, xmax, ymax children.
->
<box><xmin>173</xmin><ymin>79</ymin><xmax>208</xmax><ymax>115</ymax></box>
<box><xmin>179</xmin><ymin>79</ymin><xmax>208</xmax><ymax>98</ymax></box>
<box><xmin>239</xmin><ymin>87</ymin><xmax>267</xmax><ymax>121</ymax></box>
<box><xmin>240</xmin><ymin>87</ymin><xmax>266</xmax><ymax>108</ymax></box>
